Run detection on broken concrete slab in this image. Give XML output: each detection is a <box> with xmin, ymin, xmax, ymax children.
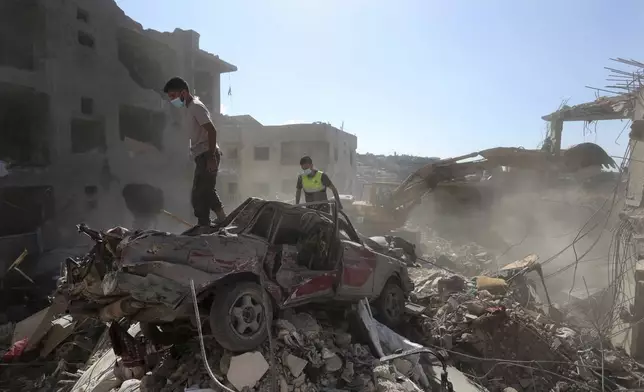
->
<box><xmin>11</xmin><ymin>305</ymin><xmax>56</xmax><ymax>348</ymax></box>
<box><xmin>40</xmin><ymin>315</ymin><xmax>76</xmax><ymax>357</ymax></box>
<box><xmin>226</xmin><ymin>351</ymin><xmax>269</xmax><ymax>391</ymax></box>
<box><xmin>284</xmin><ymin>353</ymin><xmax>307</xmax><ymax>378</ymax></box>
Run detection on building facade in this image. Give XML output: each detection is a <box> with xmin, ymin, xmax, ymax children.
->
<box><xmin>0</xmin><ymin>0</ymin><xmax>236</xmax><ymax>246</ymax></box>
<box><xmin>214</xmin><ymin>119</ymin><xmax>358</xmax><ymax>203</ymax></box>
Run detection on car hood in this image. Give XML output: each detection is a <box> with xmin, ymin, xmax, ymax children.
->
<box><xmin>117</xmin><ymin>229</ymin><xmax>267</xmax><ymax>275</ymax></box>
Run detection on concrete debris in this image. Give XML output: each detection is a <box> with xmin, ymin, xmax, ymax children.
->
<box><xmin>333</xmin><ymin>331</ymin><xmax>352</xmax><ymax>347</ymax></box>
<box><xmin>2</xmin><ymin>225</ymin><xmax>644</xmax><ymax>392</ymax></box>
<box><xmin>404</xmin><ymin>261</ymin><xmax>644</xmax><ymax>391</ymax></box>
<box><xmin>118</xmin><ymin>379</ymin><xmax>142</xmax><ymax>392</ymax></box>
<box><xmin>284</xmin><ymin>353</ymin><xmax>307</xmax><ymax>377</ymax></box>
<box><xmin>226</xmin><ymin>351</ymin><xmax>269</xmax><ymax>390</ymax></box>
<box><xmin>287</xmin><ymin>313</ymin><xmax>322</xmax><ymax>339</ymax></box>
<box><xmin>393</xmin><ymin>358</ymin><xmax>413</xmax><ymax>375</ymax></box>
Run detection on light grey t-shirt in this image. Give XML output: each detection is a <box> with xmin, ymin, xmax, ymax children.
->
<box><xmin>184</xmin><ymin>97</ymin><xmax>219</xmax><ymax>157</ymax></box>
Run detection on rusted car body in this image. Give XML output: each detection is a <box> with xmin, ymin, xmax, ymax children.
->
<box><xmin>57</xmin><ymin>198</ymin><xmax>413</xmax><ymax>351</ymax></box>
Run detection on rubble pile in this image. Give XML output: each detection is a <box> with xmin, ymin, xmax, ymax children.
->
<box><xmin>3</xmin><ymin>217</ymin><xmax>644</xmax><ymax>392</ymax></box>
<box><xmin>136</xmin><ymin>311</ymin><xmax>387</xmax><ymax>392</ymax></box>
<box><xmin>405</xmin><ymin>268</ymin><xmax>644</xmax><ymax>391</ymax></box>
<box><xmin>418</xmin><ymin>230</ymin><xmax>495</xmax><ymax>276</ymax></box>
<box><xmin>0</xmin><ymin>315</ymin><xmax>107</xmax><ymax>391</ymax></box>
<box><xmin>19</xmin><ymin>310</ymin><xmax>424</xmax><ymax>392</ymax></box>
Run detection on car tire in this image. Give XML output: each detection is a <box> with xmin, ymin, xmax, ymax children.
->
<box><xmin>374</xmin><ymin>279</ymin><xmax>405</xmax><ymax>328</ymax></box>
<box><xmin>209</xmin><ymin>281</ymin><xmax>273</xmax><ymax>352</ymax></box>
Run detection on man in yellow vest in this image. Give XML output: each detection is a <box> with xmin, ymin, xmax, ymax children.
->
<box><xmin>295</xmin><ymin>156</ymin><xmax>343</xmax><ymax>212</ymax></box>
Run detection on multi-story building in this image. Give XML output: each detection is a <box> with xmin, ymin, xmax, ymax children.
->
<box><xmin>213</xmin><ymin>120</ymin><xmax>358</xmax><ymax>202</ymax></box>
<box><xmin>0</xmin><ymin>0</ymin><xmax>236</xmax><ymax>247</ymax></box>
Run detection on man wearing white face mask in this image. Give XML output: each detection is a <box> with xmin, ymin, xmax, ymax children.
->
<box><xmin>163</xmin><ymin>77</ymin><xmax>226</xmax><ymax>230</ymax></box>
<box><xmin>295</xmin><ymin>156</ymin><xmax>342</xmax><ymax>212</ymax></box>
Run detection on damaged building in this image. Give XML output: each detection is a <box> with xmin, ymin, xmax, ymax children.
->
<box><xmin>0</xmin><ymin>0</ymin><xmax>236</xmax><ymax>260</ymax></box>
<box><xmin>540</xmin><ymin>64</ymin><xmax>644</xmax><ymax>360</ymax></box>
<box><xmin>216</xmin><ymin>120</ymin><xmax>358</xmax><ymax>201</ymax></box>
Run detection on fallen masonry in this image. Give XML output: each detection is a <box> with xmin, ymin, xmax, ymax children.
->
<box><xmin>1</xmin><ymin>221</ymin><xmax>644</xmax><ymax>392</ymax></box>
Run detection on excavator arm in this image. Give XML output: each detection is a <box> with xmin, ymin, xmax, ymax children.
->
<box><xmin>355</xmin><ymin>142</ymin><xmax>616</xmax><ymax>236</ymax></box>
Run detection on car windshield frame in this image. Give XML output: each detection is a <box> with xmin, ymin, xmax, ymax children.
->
<box><xmin>338</xmin><ymin>211</ymin><xmax>362</xmax><ymax>244</ymax></box>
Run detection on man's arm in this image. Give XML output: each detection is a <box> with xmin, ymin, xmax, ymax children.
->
<box><xmin>322</xmin><ymin>174</ymin><xmax>343</xmax><ymax>209</ymax></box>
<box><xmin>295</xmin><ymin>176</ymin><xmax>302</xmax><ymax>204</ymax></box>
<box><xmin>201</xmin><ymin>122</ymin><xmax>218</xmax><ymax>154</ymax></box>
<box><xmin>193</xmin><ymin>103</ymin><xmax>218</xmax><ymax>154</ymax></box>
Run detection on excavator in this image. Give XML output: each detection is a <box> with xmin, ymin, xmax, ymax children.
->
<box><xmin>344</xmin><ymin>141</ymin><xmax>619</xmax><ymax>248</ymax></box>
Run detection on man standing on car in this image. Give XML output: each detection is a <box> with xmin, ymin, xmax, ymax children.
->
<box><xmin>295</xmin><ymin>156</ymin><xmax>343</xmax><ymax>212</ymax></box>
<box><xmin>163</xmin><ymin>77</ymin><xmax>226</xmax><ymax>230</ymax></box>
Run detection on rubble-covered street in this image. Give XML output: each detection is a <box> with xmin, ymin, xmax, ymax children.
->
<box><xmin>1</xmin><ymin>222</ymin><xmax>642</xmax><ymax>392</ymax></box>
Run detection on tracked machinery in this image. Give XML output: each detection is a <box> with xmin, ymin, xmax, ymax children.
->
<box><xmin>344</xmin><ymin>142</ymin><xmax>620</xmax><ymax>250</ymax></box>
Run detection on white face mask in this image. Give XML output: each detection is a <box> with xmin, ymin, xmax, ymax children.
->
<box><xmin>302</xmin><ymin>168</ymin><xmax>312</xmax><ymax>176</ymax></box>
<box><xmin>170</xmin><ymin>97</ymin><xmax>185</xmax><ymax>108</ymax></box>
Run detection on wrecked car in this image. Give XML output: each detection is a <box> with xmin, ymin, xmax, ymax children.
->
<box><xmin>56</xmin><ymin>198</ymin><xmax>413</xmax><ymax>351</ymax></box>
<box><xmin>363</xmin><ymin>235</ymin><xmax>418</xmax><ymax>266</ymax></box>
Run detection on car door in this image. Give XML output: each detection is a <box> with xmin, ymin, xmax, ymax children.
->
<box><xmin>278</xmin><ymin>243</ymin><xmax>339</xmax><ymax>307</ymax></box>
<box><xmin>275</xmin><ymin>220</ymin><xmax>339</xmax><ymax>308</ymax></box>
<box><xmin>280</xmin><ymin>268</ymin><xmax>339</xmax><ymax>307</ymax></box>
<box><xmin>335</xmin><ymin>240</ymin><xmax>377</xmax><ymax>299</ymax></box>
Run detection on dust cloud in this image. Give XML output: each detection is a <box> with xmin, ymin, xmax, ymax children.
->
<box><xmin>408</xmin><ymin>169</ymin><xmax>623</xmax><ymax>303</ymax></box>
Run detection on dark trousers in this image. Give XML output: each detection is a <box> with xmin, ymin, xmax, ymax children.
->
<box><xmin>192</xmin><ymin>152</ymin><xmax>223</xmax><ymax>226</ymax></box>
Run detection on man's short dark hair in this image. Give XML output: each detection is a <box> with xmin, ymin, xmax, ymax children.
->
<box><xmin>300</xmin><ymin>156</ymin><xmax>313</xmax><ymax>165</ymax></box>
<box><xmin>163</xmin><ymin>77</ymin><xmax>189</xmax><ymax>93</ymax></box>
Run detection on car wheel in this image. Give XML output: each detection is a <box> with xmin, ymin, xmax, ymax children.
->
<box><xmin>375</xmin><ymin>279</ymin><xmax>405</xmax><ymax>328</ymax></box>
<box><xmin>209</xmin><ymin>281</ymin><xmax>273</xmax><ymax>352</ymax></box>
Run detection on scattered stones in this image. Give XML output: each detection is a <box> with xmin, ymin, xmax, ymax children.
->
<box><xmin>373</xmin><ymin>364</ymin><xmax>395</xmax><ymax>382</ymax></box>
<box><xmin>226</xmin><ymin>351</ymin><xmax>269</xmax><ymax>391</ymax></box>
<box><xmin>288</xmin><ymin>313</ymin><xmax>321</xmax><ymax>338</ymax></box>
<box><xmin>465</xmin><ymin>300</ymin><xmax>486</xmax><ymax>316</ymax></box>
<box><xmin>340</xmin><ymin>361</ymin><xmax>354</xmax><ymax>382</ymax></box>
<box><xmin>323</xmin><ymin>353</ymin><xmax>343</xmax><ymax>373</ymax></box>
<box><xmin>393</xmin><ymin>358</ymin><xmax>413</xmax><ymax>376</ymax></box>
<box><xmin>293</xmin><ymin>374</ymin><xmax>306</xmax><ymax>387</ymax></box>
<box><xmin>279</xmin><ymin>375</ymin><xmax>289</xmax><ymax>392</ymax></box>
<box><xmin>333</xmin><ymin>331</ymin><xmax>352</xmax><ymax>347</ymax></box>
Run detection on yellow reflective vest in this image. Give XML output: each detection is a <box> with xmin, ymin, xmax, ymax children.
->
<box><xmin>301</xmin><ymin>171</ymin><xmax>325</xmax><ymax>193</ymax></box>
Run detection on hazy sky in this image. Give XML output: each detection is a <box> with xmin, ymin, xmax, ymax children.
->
<box><xmin>118</xmin><ymin>0</ymin><xmax>641</xmax><ymax>160</ymax></box>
